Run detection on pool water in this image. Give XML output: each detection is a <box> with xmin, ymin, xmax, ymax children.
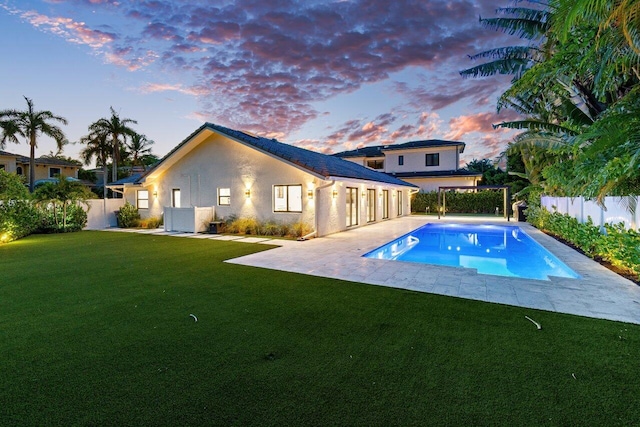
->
<box><xmin>363</xmin><ymin>223</ymin><xmax>580</xmax><ymax>281</ymax></box>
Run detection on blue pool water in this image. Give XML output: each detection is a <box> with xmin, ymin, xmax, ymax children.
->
<box><xmin>363</xmin><ymin>223</ymin><xmax>580</xmax><ymax>281</ymax></box>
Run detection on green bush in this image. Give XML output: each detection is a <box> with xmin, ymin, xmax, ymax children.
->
<box><xmin>0</xmin><ymin>171</ymin><xmax>39</xmax><ymax>242</ymax></box>
<box><xmin>223</xmin><ymin>215</ymin><xmax>312</xmax><ymax>238</ymax></box>
<box><xmin>527</xmin><ymin>206</ymin><xmax>640</xmax><ymax>277</ymax></box>
<box><xmin>412</xmin><ymin>191</ymin><xmax>507</xmax><ymax>214</ymax></box>
<box><xmin>37</xmin><ymin>203</ymin><xmax>88</xmax><ymax>233</ymax></box>
<box><xmin>117</xmin><ymin>202</ymin><xmax>141</xmax><ymax>228</ymax></box>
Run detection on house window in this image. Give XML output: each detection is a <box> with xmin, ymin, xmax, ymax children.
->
<box><xmin>172</xmin><ymin>189</ymin><xmax>181</xmax><ymax>208</ymax></box>
<box><xmin>274</xmin><ymin>184</ymin><xmax>302</xmax><ymax>212</ymax></box>
<box><xmin>382</xmin><ymin>190</ymin><xmax>389</xmax><ymax>219</ymax></box>
<box><xmin>398</xmin><ymin>155</ymin><xmax>404</xmax><ymax>166</ymax></box>
<box><xmin>366</xmin><ymin>159</ymin><xmax>384</xmax><ymax>170</ymax></box>
<box><xmin>218</xmin><ymin>188</ymin><xmax>230</xmax><ymax>206</ymax></box>
<box><xmin>16</xmin><ymin>166</ymin><xmax>22</xmax><ymax>175</ymax></box>
<box><xmin>397</xmin><ymin>191</ymin><xmax>403</xmax><ymax>216</ymax></box>
<box><xmin>0</xmin><ymin>164</ymin><xmax>5</xmax><ymax>170</ymax></box>
<box><xmin>346</xmin><ymin>187</ymin><xmax>358</xmax><ymax>226</ymax></box>
<box><xmin>137</xmin><ymin>190</ymin><xmax>149</xmax><ymax>209</ymax></box>
<box><xmin>49</xmin><ymin>167</ymin><xmax>61</xmax><ymax>178</ymax></box>
<box><xmin>425</xmin><ymin>153</ymin><xmax>439</xmax><ymax>167</ymax></box>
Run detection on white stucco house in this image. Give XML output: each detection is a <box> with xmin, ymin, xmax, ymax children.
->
<box><xmin>108</xmin><ymin>123</ymin><xmax>418</xmax><ymax>236</ymax></box>
<box><xmin>332</xmin><ymin>140</ymin><xmax>482</xmax><ymax>192</ymax></box>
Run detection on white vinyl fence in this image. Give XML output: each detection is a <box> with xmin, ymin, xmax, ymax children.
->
<box><xmin>84</xmin><ymin>199</ymin><xmax>126</xmax><ymax>230</ymax></box>
<box><xmin>541</xmin><ymin>196</ymin><xmax>639</xmax><ymax>231</ymax></box>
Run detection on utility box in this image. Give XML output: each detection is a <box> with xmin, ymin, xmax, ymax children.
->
<box><xmin>513</xmin><ymin>202</ymin><xmax>527</xmax><ymax>222</ymax></box>
<box><xmin>209</xmin><ymin>221</ymin><xmax>223</xmax><ymax>234</ymax></box>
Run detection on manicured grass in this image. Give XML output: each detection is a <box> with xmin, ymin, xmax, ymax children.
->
<box><xmin>1</xmin><ymin>232</ymin><xmax>639</xmax><ymax>425</ymax></box>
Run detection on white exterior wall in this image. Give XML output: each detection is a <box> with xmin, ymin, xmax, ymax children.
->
<box><xmin>316</xmin><ymin>181</ymin><xmax>412</xmax><ymax>236</ymax></box>
<box><xmin>126</xmin><ymin>132</ymin><xmax>318</xmax><ymax>228</ymax></box>
<box><xmin>384</xmin><ymin>146</ymin><xmax>459</xmax><ymax>173</ymax></box>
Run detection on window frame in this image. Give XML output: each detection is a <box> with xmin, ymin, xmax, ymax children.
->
<box><xmin>382</xmin><ymin>190</ymin><xmax>389</xmax><ymax>219</ymax></box>
<box><xmin>49</xmin><ymin>167</ymin><xmax>61</xmax><ymax>178</ymax></box>
<box><xmin>397</xmin><ymin>190</ymin><xmax>403</xmax><ymax>216</ymax></box>
<box><xmin>218</xmin><ymin>188</ymin><xmax>231</xmax><ymax>206</ymax></box>
<box><xmin>273</xmin><ymin>184</ymin><xmax>303</xmax><ymax>213</ymax></box>
<box><xmin>398</xmin><ymin>155</ymin><xmax>404</xmax><ymax>166</ymax></box>
<box><xmin>137</xmin><ymin>189</ymin><xmax>149</xmax><ymax>209</ymax></box>
<box><xmin>425</xmin><ymin>153</ymin><xmax>439</xmax><ymax>167</ymax></box>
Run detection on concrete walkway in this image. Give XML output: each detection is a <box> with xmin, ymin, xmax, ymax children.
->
<box><xmin>104</xmin><ymin>217</ymin><xmax>640</xmax><ymax>324</ymax></box>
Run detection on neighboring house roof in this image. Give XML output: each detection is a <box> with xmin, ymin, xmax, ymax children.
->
<box><xmin>387</xmin><ymin>170</ymin><xmax>482</xmax><ymax>178</ymax></box>
<box><xmin>333</xmin><ymin>140</ymin><xmax>466</xmax><ymax>158</ymax></box>
<box><xmin>0</xmin><ymin>150</ymin><xmax>80</xmax><ymax>167</ymax></box>
<box><xmin>109</xmin><ymin>173</ymin><xmax>143</xmax><ymax>186</ymax></box>
<box><xmin>137</xmin><ymin>123</ymin><xmax>418</xmax><ymax>188</ymax></box>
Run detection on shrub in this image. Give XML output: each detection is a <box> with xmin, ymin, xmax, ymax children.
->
<box><xmin>412</xmin><ymin>190</ymin><xmax>507</xmax><ymax>215</ymax></box>
<box><xmin>528</xmin><ymin>206</ymin><xmax>640</xmax><ymax>278</ymax></box>
<box><xmin>290</xmin><ymin>221</ymin><xmax>313</xmax><ymax>238</ymax></box>
<box><xmin>138</xmin><ymin>216</ymin><xmax>162</xmax><ymax>229</ymax></box>
<box><xmin>37</xmin><ymin>203</ymin><xmax>88</xmax><ymax>233</ymax></box>
<box><xmin>227</xmin><ymin>216</ymin><xmax>259</xmax><ymax>235</ymax></box>
<box><xmin>0</xmin><ymin>171</ymin><xmax>39</xmax><ymax>242</ymax></box>
<box><xmin>223</xmin><ymin>215</ymin><xmax>312</xmax><ymax>238</ymax></box>
<box><xmin>117</xmin><ymin>202</ymin><xmax>141</xmax><ymax>228</ymax></box>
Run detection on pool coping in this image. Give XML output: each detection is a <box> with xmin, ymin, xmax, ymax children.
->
<box><xmin>226</xmin><ymin>216</ymin><xmax>640</xmax><ymax>325</ymax></box>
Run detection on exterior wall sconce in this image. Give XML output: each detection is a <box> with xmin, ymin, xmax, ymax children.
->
<box><xmin>332</xmin><ymin>189</ymin><xmax>338</xmax><ymax>199</ymax></box>
<box><xmin>245</xmin><ymin>189</ymin><xmax>251</xmax><ymax>198</ymax></box>
<box><xmin>307</xmin><ymin>189</ymin><xmax>314</xmax><ymax>199</ymax></box>
<box><xmin>153</xmin><ymin>190</ymin><xmax>158</xmax><ymax>197</ymax></box>
<box><xmin>361</xmin><ymin>192</ymin><xmax>366</xmax><ymax>198</ymax></box>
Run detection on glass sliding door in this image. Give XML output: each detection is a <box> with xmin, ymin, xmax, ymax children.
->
<box><xmin>382</xmin><ymin>190</ymin><xmax>389</xmax><ymax>219</ymax></box>
<box><xmin>367</xmin><ymin>189</ymin><xmax>376</xmax><ymax>222</ymax></box>
<box><xmin>397</xmin><ymin>190</ymin><xmax>403</xmax><ymax>216</ymax></box>
<box><xmin>346</xmin><ymin>187</ymin><xmax>358</xmax><ymax>227</ymax></box>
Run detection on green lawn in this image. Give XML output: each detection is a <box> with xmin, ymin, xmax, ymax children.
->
<box><xmin>1</xmin><ymin>232</ymin><xmax>639</xmax><ymax>426</ymax></box>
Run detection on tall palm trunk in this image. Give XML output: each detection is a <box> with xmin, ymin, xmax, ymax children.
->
<box><xmin>29</xmin><ymin>134</ymin><xmax>36</xmax><ymax>193</ymax></box>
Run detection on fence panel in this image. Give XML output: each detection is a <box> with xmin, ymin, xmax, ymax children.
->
<box><xmin>540</xmin><ymin>196</ymin><xmax>638</xmax><ymax>230</ymax></box>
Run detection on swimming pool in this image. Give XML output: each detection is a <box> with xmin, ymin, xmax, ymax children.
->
<box><xmin>363</xmin><ymin>223</ymin><xmax>580</xmax><ymax>281</ymax></box>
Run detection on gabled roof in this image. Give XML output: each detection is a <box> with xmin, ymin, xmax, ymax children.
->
<box><xmin>333</xmin><ymin>140</ymin><xmax>466</xmax><ymax>158</ymax></box>
<box><xmin>138</xmin><ymin>123</ymin><xmax>417</xmax><ymax>188</ymax></box>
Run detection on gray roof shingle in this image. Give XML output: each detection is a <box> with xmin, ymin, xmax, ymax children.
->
<box><xmin>139</xmin><ymin>123</ymin><xmax>417</xmax><ymax>188</ymax></box>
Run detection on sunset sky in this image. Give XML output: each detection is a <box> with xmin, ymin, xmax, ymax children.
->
<box><xmin>1</xmin><ymin>0</ymin><xmax>521</xmax><ymax>167</ymax></box>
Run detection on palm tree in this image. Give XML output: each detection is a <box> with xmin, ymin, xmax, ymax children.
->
<box><xmin>126</xmin><ymin>133</ymin><xmax>154</xmax><ymax>170</ymax></box>
<box><xmin>79</xmin><ymin>130</ymin><xmax>111</xmax><ymax>199</ymax></box>
<box><xmin>0</xmin><ymin>97</ymin><xmax>68</xmax><ymax>192</ymax></box>
<box><xmin>89</xmin><ymin>107</ymin><xmax>137</xmax><ymax>184</ymax></box>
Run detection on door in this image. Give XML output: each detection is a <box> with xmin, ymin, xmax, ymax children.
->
<box><xmin>367</xmin><ymin>189</ymin><xmax>376</xmax><ymax>222</ymax></box>
<box><xmin>346</xmin><ymin>187</ymin><xmax>358</xmax><ymax>227</ymax></box>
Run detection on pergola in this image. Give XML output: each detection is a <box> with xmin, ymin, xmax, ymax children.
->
<box><xmin>437</xmin><ymin>185</ymin><xmax>511</xmax><ymax>221</ymax></box>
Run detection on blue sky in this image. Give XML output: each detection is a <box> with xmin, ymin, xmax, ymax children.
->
<box><xmin>1</xmin><ymin>0</ymin><xmax>520</xmax><ymax>166</ymax></box>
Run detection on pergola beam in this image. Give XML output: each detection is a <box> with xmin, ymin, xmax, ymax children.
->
<box><xmin>437</xmin><ymin>185</ymin><xmax>511</xmax><ymax>221</ymax></box>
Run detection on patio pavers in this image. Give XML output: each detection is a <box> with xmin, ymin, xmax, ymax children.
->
<box><xmin>225</xmin><ymin>216</ymin><xmax>640</xmax><ymax>325</ymax></box>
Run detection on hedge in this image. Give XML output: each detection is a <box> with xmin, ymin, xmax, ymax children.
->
<box><xmin>412</xmin><ymin>190</ymin><xmax>508</xmax><ymax>214</ymax></box>
<box><xmin>527</xmin><ymin>206</ymin><xmax>640</xmax><ymax>277</ymax></box>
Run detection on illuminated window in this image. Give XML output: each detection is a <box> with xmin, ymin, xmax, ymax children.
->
<box><xmin>274</xmin><ymin>184</ymin><xmax>302</xmax><ymax>212</ymax></box>
<box><xmin>218</xmin><ymin>188</ymin><xmax>230</xmax><ymax>206</ymax></box>
<box><xmin>137</xmin><ymin>190</ymin><xmax>149</xmax><ymax>209</ymax></box>
<box><xmin>397</xmin><ymin>191</ymin><xmax>403</xmax><ymax>215</ymax></box>
<box><xmin>172</xmin><ymin>189</ymin><xmax>181</xmax><ymax>208</ymax></box>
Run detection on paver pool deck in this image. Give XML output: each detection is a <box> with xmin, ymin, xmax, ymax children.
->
<box><xmin>224</xmin><ymin>216</ymin><xmax>640</xmax><ymax>325</ymax></box>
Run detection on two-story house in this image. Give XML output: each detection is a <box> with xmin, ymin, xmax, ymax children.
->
<box><xmin>332</xmin><ymin>140</ymin><xmax>482</xmax><ymax>192</ymax></box>
<box><xmin>0</xmin><ymin>150</ymin><xmax>81</xmax><ymax>186</ymax></box>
